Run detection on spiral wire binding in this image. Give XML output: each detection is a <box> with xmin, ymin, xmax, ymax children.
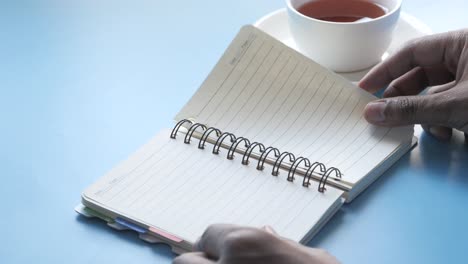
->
<box><xmin>303</xmin><ymin>162</ymin><xmax>326</xmax><ymax>188</ymax></box>
<box><xmin>227</xmin><ymin>137</ymin><xmax>251</xmax><ymax>160</ymax></box>
<box><xmin>272</xmin><ymin>152</ymin><xmax>295</xmax><ymax>177</ymax></box>
<box><xmin>171</xmin><ymin>119</ymin><xmax>193</xmax><ymax>139</ymax></box>
<box><xmin>288</xmin><ymin>157</ymin><xmax>311</xmax><ymax>182</ymax></box>
<box><xmin>170</xmin><ymin>119</ymin><xmax>342</xmax><ymax>193</ymax></box>
<box><xmin>242</xmin><ymin>142</ymin><xmax>265</xmax><ymax>165</ymax></box>
<box><xmin>212</xmin><ymin>132</ymin><xmax>236</xmax><ymax>155</ymax></box>
<box><xmin>184</xmin><ymin>123</ymin><xmax>207</xmax><ymax>144</ymax></box>
<box><xmin>318</xmin><ymin>167</ymin><xmax>342</xmax><ymax>193</ymax></box>
<box><xmin>257</xmin><ymin>147</ymin><xmax>280</xmax><ymax>170</ymax></box>
<box><xmin>198</xmin><ymin>127</ymin><xmax>222</xmax><ymax>149</ymax></box>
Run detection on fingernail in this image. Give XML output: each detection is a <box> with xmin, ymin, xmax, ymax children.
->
<box><xmin>358</xmin><ymin>80</ymin><xmax>365</xmax><ymax>88</ymax></box>
<box><xmin>358</xmin><ymin>80</ymin><xmax>370</xmax><ymax>91</ymax></box>
<box><xmin>365</xmin><ymin>101</ymin><xmax>386</xmax><ymax>123</ymax></box>
<box><xmin>262</xmin><ymin>225</ymin><xmax>277</xmax><ymax>235</ymax></box>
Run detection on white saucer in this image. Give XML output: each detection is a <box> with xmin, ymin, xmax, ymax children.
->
<box><xmin>254</xmin><ymin>9</ymin><xmax>433</xmax><ymax>82</ymax></box>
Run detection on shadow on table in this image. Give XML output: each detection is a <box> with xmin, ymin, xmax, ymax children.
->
<box><xmin>309</xmin><ymin>129</ymin><xmax>468</xmax><ymax>247</ymax></box>
<box><xmin>417</xmin><ymin>130</ymin><xmax>468</xmax><ymax>187</ymax></box>
<box><xmin>75</xmin><ymin>214</ymin><xmax>176</xmax><ymax>259</ymax></box>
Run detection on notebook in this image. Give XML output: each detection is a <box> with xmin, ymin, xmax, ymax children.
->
<box><xmin>78</xmin><ymin>25</ymin><xmax>416</xmax><ymax>253</ymax></box>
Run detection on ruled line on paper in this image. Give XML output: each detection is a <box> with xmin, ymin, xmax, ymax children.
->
<box><xmin>105</xmin><ymin>140</ymin><xmax>188</xmax><ymax>205</ymax></box>
<box><xmin>287</xmin><ymin>85</ymin><xmax>351</xmax><ymax>154</ymax></box>
<box><xmin>336</xmin><ymin>127</ymin><xmax>392</xmax><ymax>170</ymax></box>
<box><xmin>194</xmin><ymin>32</ymin><xmax>258</xmax><ymax>118</ymax></box>
<box><xmin>301</xmin><ymin>97</ymin><xmax>362</xmax><ymax>163</ymax></box>
<box><xmin>122</xmin><ymin>147</ymin><xmax>203</xmax><ymax>209</ymax></box>
<box><xmin>241</xmin><ymin>65</ymin><xmax>308</xmax><ymax>137</ymax></box>
<box><xmin>269</xmin><ymin>80</ymin><xmax>336</xmax><ymax>148</ymax></box>
<box><xmin>217</xmin><ymin>49</ymin><xmax>285</xmax><ymax>130</ymax></box>
<box><xmin>140</xmin><ymin>149</ymin><xmax>229</xmax><ymax>217</ymax></box>
<box><xmin>257</xmin><ymin>74</ymin><xmax>326</xmax><ymax>146</ymax></box>
<box><xmin>148</xmin><ymin>158</ymin><xmax>236</xmax><ymax>225</ymax></box>
<box><xmin>173</xmin><ymin>25</ymin><xmax>413</xmax><ymax>184</ymax></box>
<box><xmin>202</xmin><ymin>40</ymin><xmax>266</xmax><ymax>123</ymax></box>
<box><xmin>82</xmin><ymin>25</ymin><xmax>417</xmax><ymax>247</ymax></box>
<box><xmin>221</xmin><ymin>54</ymin><xmax>293</xmax><ymax>134</ymax></box>
<box><xmin>233</xmin><ymin>62</ymin><xmax>301</xmax><ymax>136</ymax></box>
<box><xmin>276</xmin><ymin>83</ymin><xmax>345</xmax><ymax>151</ymax></box>
<box><xmin>85</xmin><ymin>128</ymin><xmax>344</xmax><ymax>243</ymax></box>
<box><xmin>96</xmin><ymin>139</ymin><xmax>173</xmax><ymax>199</ymax></box>
<box><xmin>249</xmin><ymin>70</ymin><xmax>317</xmax><ymax>140</ymax></box>
<box><xmin>206</xmin><ymin>44</ymin><xmax>275</xmax><ymax>127</ymax></box>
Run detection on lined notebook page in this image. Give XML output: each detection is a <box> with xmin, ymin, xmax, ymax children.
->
<box><xmin>83</xmin><ymin>129</ymin><xmax>343</xmax><ymax>243</ymax></box>
<box><xmin>175</xmin><ymin>26</ymin><xmax>414</xmax><ymax>184</ymax></box>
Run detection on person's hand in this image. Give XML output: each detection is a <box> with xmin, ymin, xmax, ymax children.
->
<box><xmin>173</xmin><ymin>224</ymin><xmax>339</xmax><ymax>264</ymax></box>
<box><xmin>359</xmin><ymin>29</ymin><xmax>468</xmax><ymax>141</ymax></box>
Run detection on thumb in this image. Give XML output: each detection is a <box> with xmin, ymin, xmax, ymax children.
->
<box><xmin>364</xmin><ymin>94</ymin><xmax>451</xmax><ymax>126</ymax></box>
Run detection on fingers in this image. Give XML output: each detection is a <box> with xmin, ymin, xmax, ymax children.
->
<box><xmin>421</xmin><ymin>124</ymin><xmax>453</xmax><ymax>141</ymax></box>
<box><xmin>307</xmin><ymin>249</ymin><xmax>341</xmax><ymax>264</ymax></box>
<box><xmin>382</xmin><ymin>67</ymin><xmax>427</xmax><ymax>97</ymax></box>
<box><xmin>193</xmin><ymin>225</ymin><xmax>341</xmax><ymax>264</ymax></box>
<box><xmin>364</xmin><ymin>93</ymin><xmax>453</xmax><ymax>126</ymax></box>
<box><xmin>195</xmin><ymin>224</ymin><xmax>279</xmax><ymax>260</ymax></box>
<box><xmin>173</xmin><ymin>252</ymin><xmax>215</xmax><ymax>264</ymax></box>
<box><xmin>194</xmin><ymin>224</ymin><xmax>240</xmax><ymax>259</ymax></box>
<box><xmin>383</xmin><ymin>65</ymin><xmax>454</xmax><ymax>98</ymax></box>
<box><xmin>360</xmin><ymin>32</ymin><xmax>462</xmax><ymax>93</ymax></box>
<box><xmin>420</xmin><ymin>81</ymin><xmax>457</xmax><ymax>140</ymax></box>
<box><xmin>426</xmin><ymin>81</ymin><xmax>457</xmax><ymax>95</ymax></box>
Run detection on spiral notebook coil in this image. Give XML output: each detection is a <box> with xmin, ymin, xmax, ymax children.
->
<box><xmin>171</xmin><ymin>119</ymin><xmax>342</xmax><ymax>193</ymax></box>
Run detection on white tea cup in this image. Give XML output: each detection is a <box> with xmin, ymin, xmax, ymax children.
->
<box><xmin>286</xmin><ymin>0</ymin><xmax>402</xmax><ymax>72</ymax></box>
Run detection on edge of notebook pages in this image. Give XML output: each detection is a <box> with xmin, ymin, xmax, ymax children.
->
<box><xmin>76</xmin><ymin>196</ymin><xmax>346</xmax><ymax>254</ymax></box>
<box><xmin>75</xmin><ymin>202</ymin><xmax>190</xmax><ymax>254</ymax></box>
<box><xmin>345</xmin><ymin>136</ymin><xmax>418</xmax><ymax>202</ymax></box>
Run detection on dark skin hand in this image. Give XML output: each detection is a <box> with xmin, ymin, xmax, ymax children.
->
<box><xmin>174</xmin><ymin>30</ymin><xmax>468</xmax><ymax>264</ymax></box>
<box><xmin>359</xmin><ymin>29</ymin><xmax>468</xmax><ymax>141</ymax></box>
<box><xmin>173</xmin><ymin>224</ymin><xmax>339</xmax><ymax>264</ymax></box>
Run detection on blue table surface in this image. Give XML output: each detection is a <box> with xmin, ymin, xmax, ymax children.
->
<box><xmin>1</xmin><ymin>1</ymin><xmax>468</xmax><ymax>263</ymax></box>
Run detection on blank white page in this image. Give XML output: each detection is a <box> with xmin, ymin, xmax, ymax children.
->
<box><xmin>83</xmin><ymin>129</ymin><xmax>344</xmax><ymax>244</ymax></box>
<box><xmin>175</xmin><ymin>26</ymin><xmax>414</xmax><ymax>184</ymax></box>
